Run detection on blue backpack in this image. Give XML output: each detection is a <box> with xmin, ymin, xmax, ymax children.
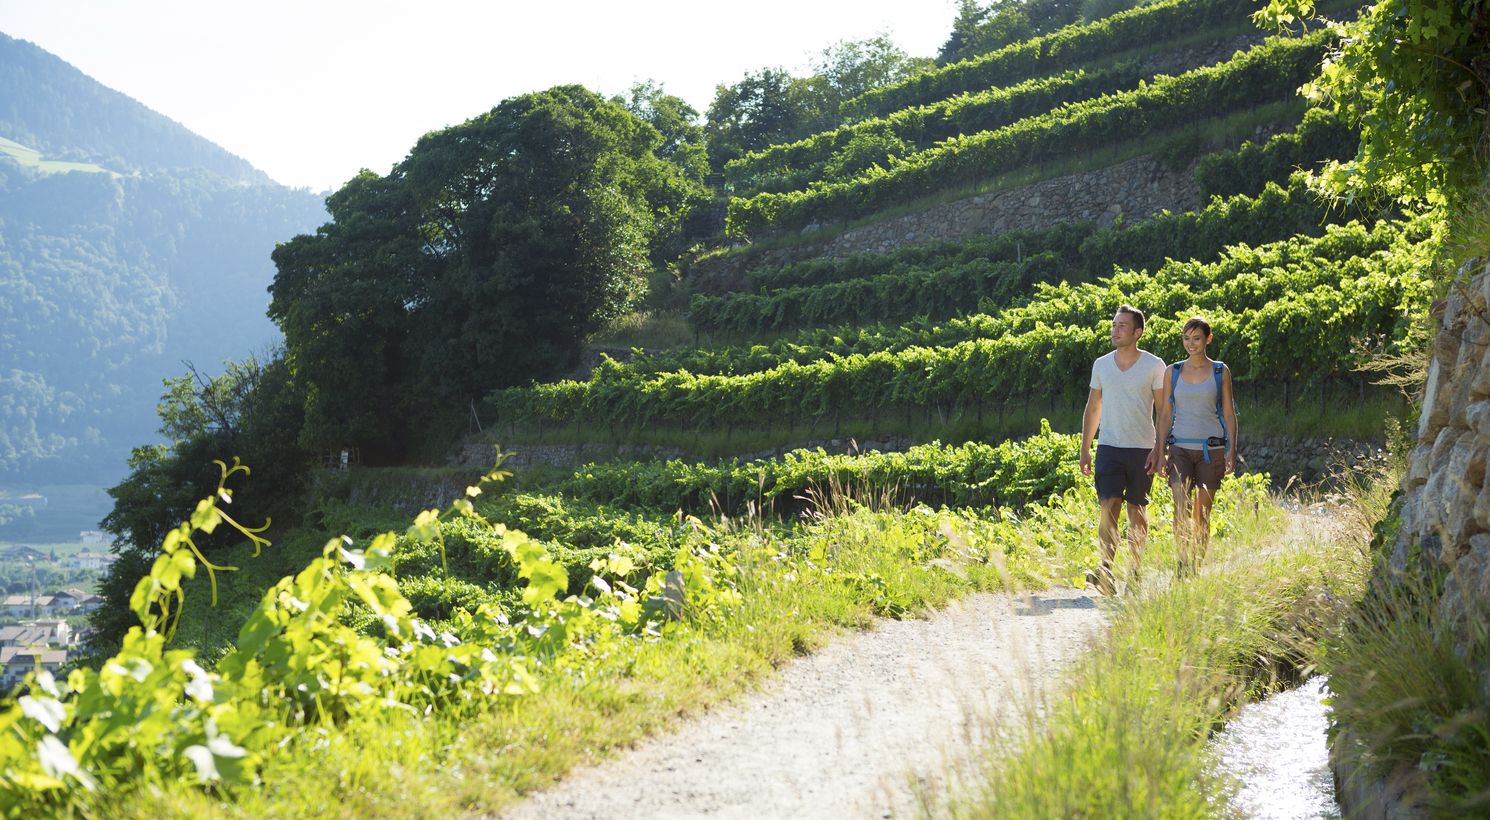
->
<box><xmin>1167</xmin><ymin>361</ymin><xmax>1229</xmax><ymax>463</ymax></box>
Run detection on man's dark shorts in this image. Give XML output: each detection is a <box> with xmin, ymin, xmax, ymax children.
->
<box><xmin>1094</xmin><ymin>445</ymin><xmax>1155</xmax><ymax>505</ymax></box>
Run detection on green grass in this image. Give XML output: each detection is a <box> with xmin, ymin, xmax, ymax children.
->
<box><xmin>705</xmin><ymin>99</ymin><xmax>1306</xmax><ymax>261</ymax></box>
<box><xmin>0</xmin><ymin>136</ymin><xmax>113</xmax><ymax>176</ymax></box>
<box><xmin>936</xmin><ymin>474</ymin><xmax>1380</xmax><ymax>817</ymax></box>
<box><xmin>586</xmin><ymin>309</ymin><xmax>695</xmax><ymax>349</ymax></box>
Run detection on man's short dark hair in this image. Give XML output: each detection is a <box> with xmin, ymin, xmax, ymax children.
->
<box><xmin>1116</xmin><ymin>304</ymin><xmax>1145</xmax><ymax>331</ymax></box>
<box><xmin>1182</xmin><ymin>316</ymin><xmax>1212</xmax><ymax>336</ymax></box>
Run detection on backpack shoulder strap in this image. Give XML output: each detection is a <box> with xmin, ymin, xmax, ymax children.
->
<box><xmin>1167</xmin><ymin>363</ymin><xmax>1182</xmax><ymax>439</ymax></box>
<box><xmin>1212</xmin><ymin>362</ymin><xmax>1228</xmax><ymax>441</ymax></box>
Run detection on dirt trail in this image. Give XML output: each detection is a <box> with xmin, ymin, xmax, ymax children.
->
<box><xmin>500</xmin><ymin>587</ymin><xmax>1106</xmax><ymax>820</ymax></box>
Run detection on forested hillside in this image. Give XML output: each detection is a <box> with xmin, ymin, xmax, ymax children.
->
<box><xmin>0</xmin><ymin>33</ymin><xmax>326</xmax><ymax>491</ymax></box>
<box><xmin>6</xmin><ymin>0</ymin><xmax>1486</xmax><ymax>812</ymax></box>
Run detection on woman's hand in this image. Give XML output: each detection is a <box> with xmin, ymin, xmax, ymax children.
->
<box><xmin>1225</xmin><ymin>449</ymin><xmax>1237</xmax><ymax>475</ymax></box>
<box><xmin>1147</xmin><ymin>445</ymin><xmax>1165</xmax><ymax>476</ymax></box>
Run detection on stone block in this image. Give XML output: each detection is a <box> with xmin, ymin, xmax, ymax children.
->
<box><xmin>1420</xmin><ymin>531</ymin><xmax>1448</xmax><ymax>568</ymax></box>
<box><xmin>1390</xmin><ymin>529</ymin><xmax>1416</xmax><ymax>576</ymax></box>
<box><xmin>1445</xmin><ymin>440</ymin><xmax>1486</xmax><ymax>546</ymax></box>
<box><xmin>1466</xmin><ymin>401</ymin><xmax>1490</xmax><ymax>436</ymax></box>
<box><xmin>1474</xmin><ymin>341</ymin><xmax>1490</xmax><ymax>397</ymax></box>
<box><xmin>1477</xmin><ymin>460</ymin><xmax>1490</xmax><ymax>531</ymax></box>
<box><xmin>1439</xmin><ymin>536</ymin><xmax>1490</xmax><ymax>648</ymax></box>
<box><xmin>1430</xmin><ymin>426</ymin><xmax>1462</xmax><ymax>469</ymax></box>
<box><xmin>1419</xmin><ymin>470</ymin><xmax>1449</xmax><ymax>535</ymax></box>
<box><xmin>1435</xmin><ymin>319</ymin><xmax>1464</xmax><ymax>371</ymax></box>
<box><xmin>1398</xmin><ymin>493</ymin><xmax>1423</xmax><ymax>541</ymax></box>
<box><xmin>1447</xmin><ymin>434</ymin><xmax>1488</xmax><ymax>499</ymax></box>
<box><xmin>1450</xmin><ymin>359</ymin><xmax>1482</xmax><ymax>427</ymax></box>
<box><xmin>1420</xmin><ymin>358</ymin><xmax>1449</xmax><ymax>441</ymax></box>
<box><xmin>1406</xmin><ymin>443</ymin><xmax>1433</xmax><ymax>489</ymax></box>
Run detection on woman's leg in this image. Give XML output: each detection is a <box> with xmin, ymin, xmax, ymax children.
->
<box><xmin>1172</xmin><ymin>479</ymin><xmax>1194</xmax><ymax>576</ymax></box>
<box><xmin>1194</xmin><ymin>486</ymin><xmax>1217</xmax><ymax>564</ymax></box>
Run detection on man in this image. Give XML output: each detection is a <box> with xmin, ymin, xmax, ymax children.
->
<box><xmin>1079</xmin><ymin>304</ymin><xmax>1165</xmax><ymax>595</ymax></box>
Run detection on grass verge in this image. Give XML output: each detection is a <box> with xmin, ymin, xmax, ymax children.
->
<box><xmin>937</xmin><ymin>476</ymin><xmax>1379</xmax><ymax>817</ymax></box>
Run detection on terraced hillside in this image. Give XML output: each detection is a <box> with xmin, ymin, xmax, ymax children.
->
<box><xmin>438</xmin><ymin>0</ymin><xmax>1427</xmax><ymax>617</ymax></box>
<box><xmin>9</xmin><ymin>1</ymin><xmax>1453</xmax><ymax>814</ymax></box>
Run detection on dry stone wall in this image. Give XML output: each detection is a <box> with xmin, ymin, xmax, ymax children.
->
<box><xmin>1331</xmin><ymin>258</ymin><xmax>1490</xmax><ymax>819</ymax></box>
<box><xmin>808</xmin><ymin>156</ymin><xmax>1201</xmax><ymax>257</ymax></box>
<box><xmin>1393</xmin><ymin>259</ymin><xmax>1490</xmax><ymax>656</ymax></box>
<box><xmin>690</xmin><ymin>155</ymin><xmax>1207</xmax><ymax>293</ymax></box>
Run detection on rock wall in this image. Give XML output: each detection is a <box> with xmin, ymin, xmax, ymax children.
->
<box><xmin>810</xmin><ymin>155</ymin><xmax>1201</xmax><ymax>257</ymax></box>
<box><xmin>1332</xmin><ymin>258</ymin><xmax>1490</xmax><ymax>819</ymax></box>
<box><xmin>690</xmin><ymin>155</ymin><xmax>1206</xmax><ymax>293</ymax></box>
<box><xmin>1392</xmin><ymin>259</ymin><xmax>1490</xmax><ymax>656</ymax></box>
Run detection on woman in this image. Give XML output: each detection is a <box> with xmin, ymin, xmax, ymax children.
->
<box><xmin>1152</xmin><ymin>316</ymin><xmax>1238</xmax><ymax>577</ymax></box>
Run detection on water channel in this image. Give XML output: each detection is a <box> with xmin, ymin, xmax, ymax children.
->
<box><xmin>1210</xmin><ymin>676</ymin><xmax>1341</xmax><ymax>819</ymax></box>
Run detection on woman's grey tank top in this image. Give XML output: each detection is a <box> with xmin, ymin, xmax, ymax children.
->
<box><xmin>1171</xmin><ymin>369</ymin><xmax>1224</xmax><ymax>450</ymax></box>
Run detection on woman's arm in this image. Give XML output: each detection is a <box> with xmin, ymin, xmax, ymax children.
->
<box><xmin>1152</xmin><ymin>372</ymin><xmax>1171</xmax><ymax>473</ymax></box>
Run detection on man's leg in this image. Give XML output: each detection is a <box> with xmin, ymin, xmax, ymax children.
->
<box><xmin>1096</xmin><ymin>496</ymin><xmax>1123</xmax><ymax>595</ymax></box>
<box><xmin>1125</xmin><ymin>501</ymin><xmax>1148</xmax><ymax>583</ymax></box>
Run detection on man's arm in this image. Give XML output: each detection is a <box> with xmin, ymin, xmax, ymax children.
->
<box><xmin>1080</xmin><ymin>387</ymin><xmax>1101</xmax><ymax>476</ymax></box>
<box><xmin>1146</xmin><ymin>385</ymin><xmax>1166</xmax><ymax>474</ymax></box>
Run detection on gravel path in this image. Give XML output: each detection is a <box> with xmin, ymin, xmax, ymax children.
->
<box><xmin>500</xmin><ymin>587</ymin><xmax>1106</xmax><ymax>820</ymax></box>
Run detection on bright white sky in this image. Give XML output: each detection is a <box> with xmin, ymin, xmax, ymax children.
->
<box><xmin>0</xmin><ymin>1</ymin><xmax>957</xmax><ymax>192</ymax></box>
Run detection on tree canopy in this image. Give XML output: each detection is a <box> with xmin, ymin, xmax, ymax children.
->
<box><xmin>704</xmin><ymin>36</ymin><xmax>931</xmax><ymax>172</ymax></box>
<box><xmin>269</xmin><ymin>84</ymin><xmax>705</xmax><ymax>458</ymax></box>
<box><xmin>1257</xmin><ymin>0</ymin><xmax>1490</xmax><ymax>206</ymax></box>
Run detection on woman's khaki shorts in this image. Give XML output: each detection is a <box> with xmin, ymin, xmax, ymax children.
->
<box><xmin>1167</xmin><ymin>447</ymin><xmax>1226</xmax><ymax>492</ymax></box>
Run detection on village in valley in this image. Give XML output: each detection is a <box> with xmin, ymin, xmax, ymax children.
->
<box><xmin>0</xmin><ymin>535</ymin><xmax>113</xmax><ymax>690</ymax></box>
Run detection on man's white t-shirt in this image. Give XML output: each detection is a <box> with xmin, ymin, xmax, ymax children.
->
<box><xmin>1090</xmin><ymin>349</ymin><xmax>1166</xmax><ymax>449</ymax></box>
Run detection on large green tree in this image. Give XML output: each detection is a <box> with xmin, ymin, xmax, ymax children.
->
<box><xmin>269</xmin><ymin>85</ymin><xmax>701</xmax><ymax>457</ymax></box>
<box><xmin>705</xmin><ymin>36</ymin><xmax>930</xmax><ymax>172</ymax></box>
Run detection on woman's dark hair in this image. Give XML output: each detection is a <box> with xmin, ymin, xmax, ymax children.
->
<box><xmin>1116</xmin><ymin>303</ymin><xmax>1145</xmax><ymax>331</ymax></box>
<box><xmin>1182</xmin><ymin>316</ymin><xmax>1212</xmax><ymax>336</ymax></box>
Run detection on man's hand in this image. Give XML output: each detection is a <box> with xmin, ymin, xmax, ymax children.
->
<box><xmin>1080</xmin><ymin>446</ymin><xmax>1093</xmax><ymax>476</ymax></box>
<box><xmin>1145</xmin><ymin>445</ymin><xmax>1163</xmax><ymax>476</ymax></box>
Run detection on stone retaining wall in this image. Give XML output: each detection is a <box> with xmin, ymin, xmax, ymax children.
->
<box><xmin>1331</xmin><ymin>258</ymin><xmax>1490</xmax><ymax>818</ymax></box>
<box><xmin>1392</xmin><ymin>259</ymin><xmax>1490</xmax><ymax>656</ymax></box>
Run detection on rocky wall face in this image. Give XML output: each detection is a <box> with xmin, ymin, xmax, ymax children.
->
<box><xmin>1393</xmin><ymin>259</ymin><xmax>1490</xmax><ymax>663</ymax></box>
<box><xmin>688</xmin><ymin>154</ymin><xmax>1206</xmax><ymax>293</ymax></box>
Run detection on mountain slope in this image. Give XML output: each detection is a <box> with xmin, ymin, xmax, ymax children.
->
<box><xmin>0</xmin><ymin>32</ymin><xmax>268</xmax><ymax>183</ymax></box>
<box><xmin>0</xmin><ymin>33</ymin><xmax>326</xmax><ymax>495</ymax></box>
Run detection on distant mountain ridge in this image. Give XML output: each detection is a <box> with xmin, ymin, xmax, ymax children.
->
<box><xmin>0</xmin><ymin>31</ymin><xmax>326</xmax><ymax>500</ymax></box>
<box><xmin>0</xmin><ymin>31</ymin><xmax>270</xmax><ymax>185</ymax></box>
